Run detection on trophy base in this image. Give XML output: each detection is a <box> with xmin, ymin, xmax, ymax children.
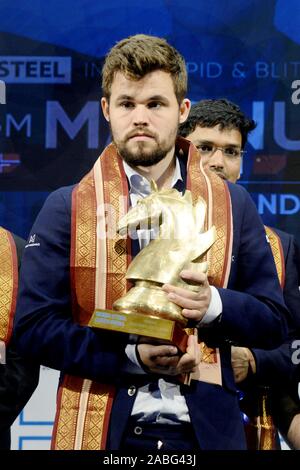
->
<box><xmin>88</xmin><ymin>308</ymin><xmax>189</xmax><ymax>353</ymax></box>
<box><xmin>112</xmin><ymin>281</ymin><xmax>187</xmax><ymax>327</ymax></box>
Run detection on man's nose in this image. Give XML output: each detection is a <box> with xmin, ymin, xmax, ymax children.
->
<box><xmin>208</xmin><ymin>148</ymin><xmax>225</xmax><ymax>168</ymax></box>
<box><xmin>133</xmin><ymin>105</ymin><xmax>149</xmax><ymax>126</ymax></box>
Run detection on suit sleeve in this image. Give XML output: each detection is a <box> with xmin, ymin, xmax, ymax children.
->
<box><xmin>0</xmin><ymin>336</ymin><xmax>39</xmax><ymax>434</ymax></box>
<box><xmin>207</xmin><ymin>185</ymin><xmax>289</xmax><ymax>349</ymax></box>
<box><xmin>252</xmin><ymin>233</ymin><xmax>300</xmax><ymax>383</ymax></box>
<box><xmin>14</xmin><ymin>187</ymin><xmax>128</xmax><ymax>383</ymax></box>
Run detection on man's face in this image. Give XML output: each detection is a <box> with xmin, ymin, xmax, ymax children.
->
<box><xmin>186</xmin><ymin>125</ymin><xmax>243</xmax><ymax>183</ymax></box>
<box><xmin>101</xmin><ymin>71</ymin><xmax>190</xmax><ymax>167</ymax></box>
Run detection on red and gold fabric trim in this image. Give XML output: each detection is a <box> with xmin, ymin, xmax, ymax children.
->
<box><xmin>0</xmin><ymin>227</ymin><xmax>18</xmax><ymax>344</ymax></box>
<box><xmin>53</xmin><ymin>144</ymin><xmax>129</xmax><ymax>450</ymax></box>
<box><xmin>265</xmin><ymin>226</ymin><xmax>285</xmax><ymax>288</ymax></box>
<box><xmin>51</xmin><ymin>376</ymin><xmax>115</xmax><ymax>450</ymax></box>
<box><xmin>184</xmin><ymin>137</ymin><xmax>233</xmax><ymax>289</ymax></box>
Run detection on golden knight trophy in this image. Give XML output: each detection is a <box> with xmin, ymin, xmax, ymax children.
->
<box><xmin>89</xmin><ymin>181</ymin><xmax>216</xmax><ymax>352</ymax></box>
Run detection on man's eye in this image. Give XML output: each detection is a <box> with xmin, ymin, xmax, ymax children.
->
<box><xmin>198</xmin><ymin>145</ymin><xmax>213</xmax><ymax>153</ymax></box>
<box><xmin>120</xmin><ymin>101</ymin><xmax>134</xmax><ymax>108</ymax></box>
<box><xmin>148</xmin><ymin>102</ymin><xmax>161</xmax><ymax>109</ymax></box>
<box><xmin>224</xmin><ymin>148</ymin><xmax>239</xmax><ymax>157</ymax></box>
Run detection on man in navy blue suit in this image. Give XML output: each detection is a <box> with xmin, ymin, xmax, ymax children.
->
<box><xmin>0</xmin><ymin>227</ymin><xmax>39</xmax><ymax>449</ymax></box>
<box><xmin>178</xmin><ymin>98</ymin><xmax>300</xmax><ymax>449</ymax></box>
<box><xmin>14</xmin><ymin>35</ymin><xmax>289</xmax><ymax>451</ymax></box>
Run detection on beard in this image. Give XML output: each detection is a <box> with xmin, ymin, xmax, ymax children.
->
<box><xmin>111</xmin><ymin>126</ymin><xmax>178</xmax><ymax>167</ymax></box>
<box><xmin>117</xmin><ymin>141</ymin><xmax>174</xmax><ymax>167</ymax></box>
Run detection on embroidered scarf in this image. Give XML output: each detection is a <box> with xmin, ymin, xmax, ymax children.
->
<box><xmin>265</xmin><ymin>226</ymin><xmax>285</xmax><ymax>288</ymax></box>
<box><xmin>0</xmin><ymin>227</ymin><xmax>18</xmax><ymax>346</ymax></box>
<box><xmin>52</xmin><ymin>137</ymin><xmax>233</xmax><ymax>450</ymax></box>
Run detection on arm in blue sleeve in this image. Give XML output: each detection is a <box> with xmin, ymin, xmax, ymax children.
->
<box><xmin>207</xmin><ymin>185</ymin><xmax>289</xmax><ymax>349</ymax></box>
<box><xmin>252</xmin><ymin>233</ymin><xmax>300</xmax><ymax>383</ymax></box>
<box><xmin>14</xmin><ymin>187</ymin><xmax>128</xmax><ymax>383</ymax></box>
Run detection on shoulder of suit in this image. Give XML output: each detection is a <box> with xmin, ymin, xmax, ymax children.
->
<box><xmin>44</xmin><ymin>184</ymin><xmax>76</xmax><ymax>210</ymax></box>
<box><xmin>225</xmin><ymin>180</ymin><xmax>250</xmax><ymax>207</ymax></box>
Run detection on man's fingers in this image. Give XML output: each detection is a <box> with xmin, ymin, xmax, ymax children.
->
<box><xmin>141</xmin><ymin>344</ymin><xmax>178</xmax><ymax>358</ymax></box>
<box><xmin>162</xmin><ymin>283</ymin><xmax>203</xmax><ymax>300</ymax></box>
<box><xmin>186</xmin><ymin>334</ymin><xmax>201</xmax><ymax>363</ymax></box>
<box><xmin>180</xmin><ymin>270</ymin><xmax>208</xmax><ymax>285</ymax></box>
<box><xmin>162</xmin><ymin>270</ymin><xmax>208</xmax><ymax>297</ymax></box>
<box><xmin>165</xmin><ymin>293</ymin><xmax>205</xmax><ymax>310</ymax></box>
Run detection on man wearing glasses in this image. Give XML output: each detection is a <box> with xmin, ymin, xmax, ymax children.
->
<box><xmin>179</xmin><ymin>98</ymin><xmax>300</xmax><ymax>450</ymax></box>
<box><xmin>178</xmin><ymin>99</ymin><xmax>249</xmax><ymax>184</ymax></box>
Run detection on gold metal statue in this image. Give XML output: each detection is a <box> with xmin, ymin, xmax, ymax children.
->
<box><xmin>113</xmin><ymin>181</ymin><xmax>216</xmax><ymax>327</ymax></box>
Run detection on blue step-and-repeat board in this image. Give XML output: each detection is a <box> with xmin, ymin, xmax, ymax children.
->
<box><xmin>0</xmin><ymin>0</ymin><xmax>299</xmax><ymax>449</ymax></box>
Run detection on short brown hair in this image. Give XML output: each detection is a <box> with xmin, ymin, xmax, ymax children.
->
<box><xmin>102</xmin><ymin>34</ymin><xmax>187</xmax><ymax>104</ymax></box>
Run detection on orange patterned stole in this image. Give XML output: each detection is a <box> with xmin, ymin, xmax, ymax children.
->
<box><xmin>182</xmin><ymin>137</ymin><xmax>233</xmax><ymax>288</ymax></box>
<box><xmin>265</xmin><ymin>226</ymin><xmax>285</xmax><ymax>288</ymax></box>
<box><xmin>52</xmin><ymin>144</ymin><xmax>129</xmax><ymax>450</ymax></box>
<box><xmin>0</xmin><ymin>227</ymin><xmax>18</xmax><ymax>346</ymax></box>
<box><xmin>242</xmin><ymin>226</ymin><xmax>285</xmax><ymax>451</ymax></box>
<box><xmin>52</xmin><ymin>138</ymin><xmax>233</xmax><ymax>450</ymax></box>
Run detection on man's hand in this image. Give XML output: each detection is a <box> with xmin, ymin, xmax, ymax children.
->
<box><xmin>231</xmin><ymin>346</ymin><xmax>256</xmax><ymax>383</ymax></box>
<box><xmin>162</xmin><ymin>269</ymin><xmax>211</xmax><ymax>323</ymax></box>
<box><xmin>287</xmin><ymin>413</ymin><xmax>300</xmax><ymax>450</ymax></box>
<box><xmin>137</xmin><ymin>334</ymin><xmax>200</xmax><ymax>376</ymax></box>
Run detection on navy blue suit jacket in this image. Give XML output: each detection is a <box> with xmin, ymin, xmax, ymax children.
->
<box><xmin>241</xmin><ymin>229</ymin><xmax>300</xmax><ymax>436</ymax></box>
<box><xmin>248</xmin><ymin>228</ymin><xmax>300</xmax><ymax>437</ymax></box>
<box><xmin>252</xmin><ymin>228</ymin><xmax>300</xmax><ymax>385</ymax></box>
<box><xmin>14</xmin><ymin>179</ymin><xmax>289</xmax><ymax>450</ymax></box>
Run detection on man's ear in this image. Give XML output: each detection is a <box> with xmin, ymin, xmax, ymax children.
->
<box><xmin>101</xmin><ymin>97</ymin><xmax>110</xmax><ymax>122</ymax></box>
<box><xmin>179</xmin><ymin>99</ymin><xmax>191</xmax><ymax>124</ymax></box>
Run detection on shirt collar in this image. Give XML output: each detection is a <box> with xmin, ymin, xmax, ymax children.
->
<box><xmin>122</xmin><ymin>157</ymin><xmax>183</xmax><ymax>197</ymax></box>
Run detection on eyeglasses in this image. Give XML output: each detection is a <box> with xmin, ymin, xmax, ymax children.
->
<box><xmin>196</xmin><ymin>144</ymin><xmax>245</xmax><ymax>159</ymax></box>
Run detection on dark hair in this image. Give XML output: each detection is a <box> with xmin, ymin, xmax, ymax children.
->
<box><xmin>102</xmin><ymin>34</ymin><xmax>187</xmax><ymax>104</ymax></box>
<box><xmin>178</xmin><ymin>99</ymin><xmax>256</xmax><ymax>148</ymax></box>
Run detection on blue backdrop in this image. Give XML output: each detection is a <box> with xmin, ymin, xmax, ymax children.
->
<box><xmin>0</xmin><ymin>0</ymin><xmax>299</xmax><ymax>242</ymax></box>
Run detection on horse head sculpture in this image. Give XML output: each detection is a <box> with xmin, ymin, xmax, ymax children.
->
<box><xmin>113</xmin><ymin>181</ymin><xmax>216</xmax><ymax>325</ymax></box>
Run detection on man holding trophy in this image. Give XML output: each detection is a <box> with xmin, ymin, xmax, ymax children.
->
<box><xmin>15</xmin><ymin>34</ymin><xmax>289</xmax><ymax>451</ymax></box>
